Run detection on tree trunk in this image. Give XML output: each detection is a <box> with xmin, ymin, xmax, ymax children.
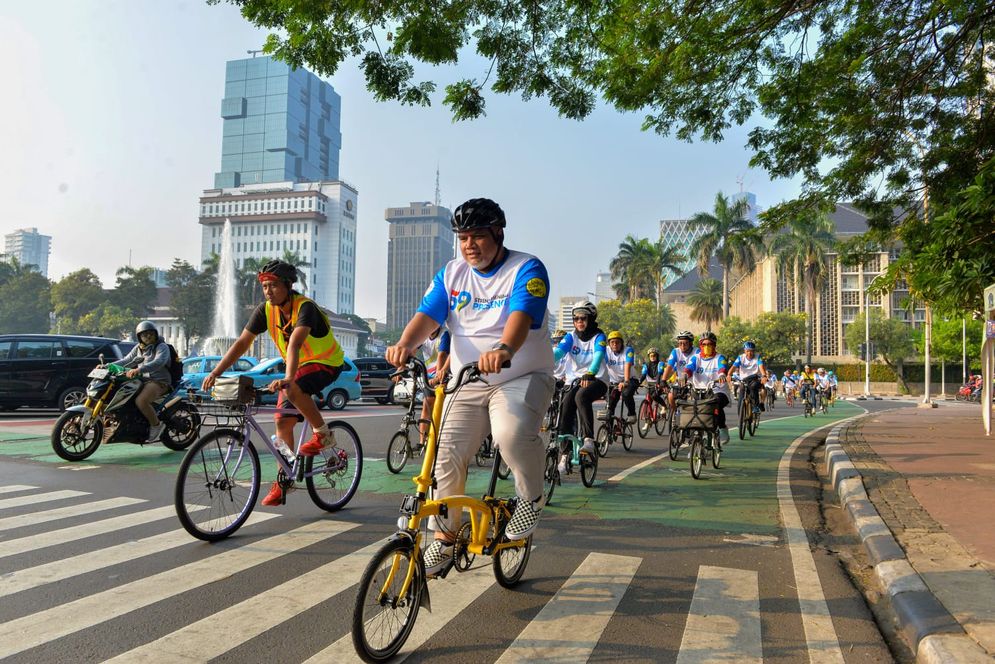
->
<box><xmin>805</xmin><ymin>285</ymin><xmax>814</xmax><ymax>365</ymax></box>
<box><xmin>722</xmin><ymin>268</ymin><xmax>730</xmax><ymax>320</ymax></box>
<box><xmin>793</xmin><ymin>260</ymin><xmax>800</xmax><ymax>314</ymax></box>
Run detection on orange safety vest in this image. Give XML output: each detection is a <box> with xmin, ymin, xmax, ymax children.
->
<box><xmin>265</xmin><ymin>294</ymin><xmax>343</xmax><ymax>367</ymax></box>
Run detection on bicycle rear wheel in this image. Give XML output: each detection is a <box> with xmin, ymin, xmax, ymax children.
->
<box><xmin>580</xmin><ymin>452</ymin><xmax>598</xmax><ymax>487</ymax></box>
<box><xmin>386</xmin><ymin>430</ymin><xmax>410</xmax><ymax>474</ymax></box>
<box><xmin>738</xmin><ymin>400</ymin><xmax>748</xmax><ymax>440</ymax></box>
<box><xmin>352</xmin><ymin>537</ymin><xmax>422</xmax><ymax>663</ymax></box>
<box><xmin>493</xmin><ymin>533</ymin><xmax>532</xmax><ymax>588</ymax></box>
<box><xmin>655</xmin><ymin>406</ymin><xmax>667</xmax><ymax>436</ymax></box>
<box><xmin>668</xmin><ymin>428</ymin><xmax>682</xmax><ymax>460</ymax></box>
<box><xmin>305</xmin><ymin>421</ymin><xmax>363</xmax><ymax>512</ymax></box>
<box><xmin>175</xmin><ymin>429</ymin><xmax>260</xmax><ymax>542</ymax></box>
<box><xmin>595</xmin><ymin>424</ymin><xmax>610</xmax><ymax>457</ymax></box>
<box><xmin>748</xmin><ymin>412</ymin><xmax>758</xmax><ymax>437</ymax></box>
<box><xmin>637</xmin><ymin>401</ymin><xmax>652</xmax><ymax>438</ymax></box>
<box><xmin>689</xmin><ymin>436</ymin><xmax>705</xmax><ymax>479</ymax></box>
<box><xmin>621</xmin><ymin>421</ymin><xmax>634</xmax><ymax>451</ymax></box>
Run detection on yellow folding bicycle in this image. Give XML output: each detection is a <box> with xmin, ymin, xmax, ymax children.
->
<box><xmin>351</xmin><ymin>357</ymin><xmax>531</xmax><ymax>662</ymax></box>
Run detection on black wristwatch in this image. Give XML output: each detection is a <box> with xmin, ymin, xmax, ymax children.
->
<box><xmin>490</xmin><ymin>342</ymin><xmax>515</xmax><ymax>358</ymax></box>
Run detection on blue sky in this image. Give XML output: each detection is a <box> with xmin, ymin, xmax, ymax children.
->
<box><xmin>1</xmin><ymin>1</ymin><xmax>803</xmax><ymax>321</ymax></box>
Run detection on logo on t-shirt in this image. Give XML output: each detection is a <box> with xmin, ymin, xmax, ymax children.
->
<box><xmin>450</xmin><ymin>290</ymin><xmax>471</xmax><ymax>312</ymax></box>
<box><xmin>526</xmin><ymin>277</ymin><xmax>547</xmax><ymax>298</ymax></box>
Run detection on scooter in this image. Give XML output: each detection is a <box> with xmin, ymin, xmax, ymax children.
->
<box><xmin>51</xmin><ymin>358</ymin><xmax>201</xmax><ymax>461</ymax></box>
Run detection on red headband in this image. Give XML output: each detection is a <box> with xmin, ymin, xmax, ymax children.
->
<box><xmin>257</xmin><ymin>272</ymin><xmax>280</xmax><ymax>284</ymax></box>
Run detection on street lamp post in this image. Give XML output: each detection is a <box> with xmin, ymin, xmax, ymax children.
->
<box><xmin>963</xmin><ymin>318</ymin><xmax>968</xmax><ymax>384</ymax></box>
<box><xmin>864</xmin><ymin>284</ymin><xmax>871</xmax><ymax>397</ymax></box>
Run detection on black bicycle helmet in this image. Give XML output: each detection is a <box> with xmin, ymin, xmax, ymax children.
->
<box><xmin>451</xmin><ymin>198</ymin><xmax>506</xmax><ymax>232</ymax></box>
<box><xmin>699</xmin><ymin>331</ymin><xmax>717</xmax><ymax>344</ymax></box>
<box><xmin>258</xmin><ymin>259</ymin><xmax>300</xmax><ymax>287</ymax></box>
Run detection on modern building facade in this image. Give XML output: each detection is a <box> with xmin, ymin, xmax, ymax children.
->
<box><xmin>215</xmin><ymin>56</ymin><xmax>341</xmax><ymax>189</ymax></box>
<box><xmin>3</xmin><ymin>227</ymin><xmax>51</xmax><ymax>277</ymax></box>
<box><xmin>594</xmin><ymin>272</ymin><xmax>614</xmax><ymax>303</ymax></box>
<box><xmin>384</xmin><ymin>202</ymin><xmax>454</xmax><ymax>330</ymax></box>
<box><xmin>199</xmin><ymin>55</ymin><xmax>357</xmax><ymax>315</ymax></box>
<box><xmin>557</xmin><ymin>295</ymin><xmax>587</xmax><ymax>333</ymax></box>
<box><xmin>659</xmin><ymin>218</ymin><xmax>706</xmax><ymax>289</ymax></box>
<box><xmin>727</xmin><ymin>203</ymin><xmax>925</xmax><ymax>362</ymax></box>
<box><xmin>199</xmin><ymin>180</ymin><xmax>358</xmax><ymax>314</ymax></box>
<box><xmin>731</xmin><ymin>191</ymin><xmax>760</xmax><ymax>225</ymax></box>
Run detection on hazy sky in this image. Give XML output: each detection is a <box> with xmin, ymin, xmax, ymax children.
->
<box><xmin>1</xmin><ymin>1</ymin><xmax>803</xmax><ymax>320</ymax></box>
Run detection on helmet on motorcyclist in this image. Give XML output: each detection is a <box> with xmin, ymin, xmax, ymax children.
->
<box><xmin>135</xmin><ymin>320</ymin><xmax>159</xmax><ymax>345</ymax></box>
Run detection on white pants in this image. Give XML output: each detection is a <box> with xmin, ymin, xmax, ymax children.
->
<box><xmin>431</xmin><ymin>371</ymin><xmax>554</xmax><ymax>535</ymax></box>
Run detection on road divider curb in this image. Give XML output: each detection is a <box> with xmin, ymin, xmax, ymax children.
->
<box><xmin>823</xmin><ymin>422</ymin><xmax>992</xmax><ymax>664</ymax></box>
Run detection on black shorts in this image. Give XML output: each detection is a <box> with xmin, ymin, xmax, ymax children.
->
<box><xmin>276</xmin><ymin>363</ymin><xmax>342</xmax><ymax>420</ymax></box>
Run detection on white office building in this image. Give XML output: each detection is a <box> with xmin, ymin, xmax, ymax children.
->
<box><xmin>3</xmin><ymin>227</ymin><xmax>51</xmax><ymax>277</ymax></box>
<box><xmin>199</xmin><ymin>180</ymin><xmax>358</xmax><ymax>314</ymax></box>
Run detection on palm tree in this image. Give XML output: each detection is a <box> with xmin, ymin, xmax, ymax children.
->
<box><xmin>688</xmin><ymin>192</ymin><xmax>765</xmax><ymax>319</ymax></box>
<box><xmin>650</xmin><ymin>240</ymin><xmax>686</xmax><ymax>307</ymax></box>
<box><xmin>609</xmin><ymin>236</ymin><xmax>655</xmax><ymax>302</ymax></box>
<box><xmin>687</xmin><ymin>278</ymin><xmax>723</xmax><ymax>332</ymax></box>
<box><xmin>767</xmin><ymin>213</ymin><xmax>836</xmax><ymax>364</ymax></box>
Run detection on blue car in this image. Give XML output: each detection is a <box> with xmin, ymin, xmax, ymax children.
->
<box><xmin>179</xmin><ymin>355</ymin><xmax>258</xmax><ymax>396</ymax></box>
<box><xmin>238</xmin><ymin>356</ymin><xmax>361</xmax><ymax>410</ymax></box>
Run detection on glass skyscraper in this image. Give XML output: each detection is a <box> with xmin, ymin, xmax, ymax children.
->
<box><xmin>215</xmin><ymin>56</ymin><xmax>341</xmax><ymax>188</ymax></box>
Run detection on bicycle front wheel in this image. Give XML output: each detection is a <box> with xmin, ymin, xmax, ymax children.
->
<box><xmin>711</xmin><ymin>433</ymin><xmax>722</xmax><ymax>469</ymax></box>
<box><xmin>738</xmin><ymin>400</ymin><xmax>748</xmax><ymax>440</ymax></box>
<box><xmin>494</xmin><ymin>533</ymin><xmax>533</xmax><ymax>588</ymax></box>
<box><xmin>386</xmin><ymin>430</ymin><xmax>410</xmax><ymax>474</ymax></box>
<box><xmin>580</xmin><ymin>453</ymin><xmax>598</xmax><ymax>487</ymax></box>
<box><xmin>748</xmin><ymin>412</ymin><xmax>758</xmax><ymax>437</ymax></box>
<box><xmin>637</xmin><ymin>402</ymin><xmax>652</xmax><ymax>438</ymax></box>
<box><xmin>655</xmin><ymin>407</ymin><xmax>667</xmax><ymax>436</ymax></box>
<box><xmin>543</xmin><ymin>447</ymin><xmax>558</xmax><ymax>506</ymax></box>
<box><xmin>306</xmin><ymin>421</ymin><xmax>363</xmax><ymax>512</ymax></box>
<box><xmin>621</xmin><ymin>421</ymin><xmax>634</xmax><ymax>451</ymax></box>
<box><xmin>595</xmin><ymin>424</ymin><xmax>610</xmax><ymax>458</ymax></box>
<box><xmin>668</xmin><ymin>428</ymin><xmax>681</xmax><ymax>460</ymax></box>
<box><xmin>352</xmin><ymin>537</ymin><xmax>422</xmax><ymax>663</ymax></box>
<box><xmin>175</xmin><ymin>429</ymin><xmax>260</xmax><ymax>542</ymax></box>
<box><xmin>689</xmin><ymin>436</ymin><xmax>705</xmax><ymax>479</ymax></box>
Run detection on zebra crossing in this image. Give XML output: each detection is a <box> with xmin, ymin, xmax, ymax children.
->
<box><xmin>1</xmin><ymin>484</ymin><xmax>804</xmax><ymax>662</ymax></box>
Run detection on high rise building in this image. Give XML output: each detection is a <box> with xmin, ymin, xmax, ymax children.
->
<box><xmin>200</xmin><ymin>55</ymin><xmax>357</xmax><ymax>314</ymax></box>
<box><xmin>557</xmin><ymin>295</ymin><xmax>587</xmax><ymax>333</ymax></box>
<box><xmin>215</xmin><ymin>56</ymin><xmax>341</xmax><ymax>188</ymax></box>
<box><xmin>385</xmin><ymin>202</ymin><xmax>454</xmax><ymax>330</ymax></box>
<box><xmin>731</xmin><ymin>191</ymin><xmax>760</xmax><ymax>225</ymax></box>
<box><xmin>3</xmin><ymin>227</ymin><xmax>51</xmax><ymax>277</ymax></box>
<box><xmin>594</xmin><ymin>272</ymin><xmax>614</xmax><ymax>303</ymax></box>
<box><xmin>659</xmin><ymin>219</ymin><xmax>705</xmax><ymax>289</ymax></box>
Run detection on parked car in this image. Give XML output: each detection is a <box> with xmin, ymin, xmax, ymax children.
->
<box><xmin>234</xmin><ymin>357</ymin><xmax>361</xmax><ymax>410</ymax></box>
<box><xmin>179</xmin><ymin>355</ymin><xmax>258</xmax><ymax>393</ymax></box>
<box><xmin>0</xmin><ymin>334</ymin><xmax>136</xmax><ymax>411</ymax></box>
<box><xmin>352</xmin><ymin>357</ymin><xmax>397</xmax><ymax>404</ymax></box>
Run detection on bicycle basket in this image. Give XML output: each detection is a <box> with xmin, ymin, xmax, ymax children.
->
<box><xmin>677</xmin><ymin>396</ymin><xmax>719</xmax><ymax>430</ymax></box>
<box><xmin>212</xmin><ymin>375</ymin><xmax>255</xmax><ymax>405</ymax></box>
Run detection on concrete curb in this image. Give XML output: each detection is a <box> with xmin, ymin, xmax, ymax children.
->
<box><xmin>823</xmin><ymin>422</ymin><xmax>994</xmax><ymax>663</ymax></box>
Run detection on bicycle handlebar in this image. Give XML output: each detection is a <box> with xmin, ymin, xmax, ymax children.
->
<box><xmin>390</xmin><ymin>356</ymin><xmax>510</xmax><ymax>394</ymax></box>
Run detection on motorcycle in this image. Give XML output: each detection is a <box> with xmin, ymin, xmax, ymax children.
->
<box><xmin>51</xmin><ymin>359</ymin><xmax>201</xmax><ymax>461</ymax></box>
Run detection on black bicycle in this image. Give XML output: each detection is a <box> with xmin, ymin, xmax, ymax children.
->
<box><xmin>595</xmin><ymin>382</ymin><xmax>635</xmax><ymax>457</ymax></box>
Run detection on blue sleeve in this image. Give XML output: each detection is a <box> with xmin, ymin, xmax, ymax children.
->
<box><xmin>640</xmin><ymin>363</ymin><xmax>648</xmax><ymax>377</ymax></box>
<box><xmin>438</xmin><ymin>331</ymin><xmax>451</xmax><ymax>354</ymax></box>
<box><xmin>732</xmin><ymin>355</ymin><xmax>742</xmax><ymax>368</ymax></box>
<box><xmin>553</xmin><ymin>333</ymin><xmax>573</xmax><ymax>362</ymax></box>
<box><xmin>415</xmin><ymin>267</ymin><xmax>449</xmax><ymax>325</ymax></box>
<box><xmin>758</xmin><ymin>355</ymin><xmax>765</xmax><ymax>367</ymax></box>
<box><xmin>657</xmin><ymin>361</ymin><xmax>665</xmax><ymax>375</ymax></box>
<box><xmin>717</xmin><ymin>355</ymin><xmax>728</xmax><ymax>373</ymax></box>
<box><xmin>588</xmin><ymin>333</ymin><xmax>607</xmax><ymax>375</ymax></box>
<box><xmin>666</xmin><ymin>349</ymin><xmax>678</xmax><ymax>369</ymax></box>
<box><xmin>509</xmin><ymin>258</ymin><xmax>550</xmax><ymax>330</ymax></box>
<box><xmin>684</xmin><ymin>355</ymin><xmax>698</xmax><ymax>375</ymax></box>
<box><xmin>624</xmin><ymin>347</ymin><xmax>634</xmax><ymax>365</ymax></box>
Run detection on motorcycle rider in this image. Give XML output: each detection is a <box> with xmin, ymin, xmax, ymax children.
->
<box><xmin>116</xmin><ymin>321</ymin><xmax>173</xmax><ymax>441</ymax></box>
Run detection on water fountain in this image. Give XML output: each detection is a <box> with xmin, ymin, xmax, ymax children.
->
<box><xmin>202</xmin><ymin>218</ymin><xmax>239</xmax><ymax>355</ymax></box>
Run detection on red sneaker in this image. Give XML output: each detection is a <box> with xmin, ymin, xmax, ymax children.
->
<box><xmin>261</xmin><ymin>482</ymin><xmax>285</xmax><ymax>506</ymax></box>
<box><xmin>299</xmin><ymin>430</ymin><xmax>328</xmax><ymax>456</ymax></box>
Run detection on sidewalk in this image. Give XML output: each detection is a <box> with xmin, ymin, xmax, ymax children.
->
<box><xmin>824</xmin><ymin>402</ymin><xmax>995</xmax><ymax>663</ymax></box>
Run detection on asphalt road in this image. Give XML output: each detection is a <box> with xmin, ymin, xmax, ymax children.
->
<box><xmin>0</xmin><ymin>395</ymin><xmax>912</xmax><ymax>662</ymax></box>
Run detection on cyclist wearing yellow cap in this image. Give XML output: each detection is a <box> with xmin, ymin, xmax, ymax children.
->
<box><xmin>603</xmin><ymin>331</ymin><xmax>637</xmax><ymax>423</ymax></box>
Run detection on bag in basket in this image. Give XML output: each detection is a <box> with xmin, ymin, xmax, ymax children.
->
<box><xmin>678</xmin><ymin>396</ymin><xmax>720</xmax><ymax>430</ymax></box>
<box><xmin>212</xmin><ymin>375</ymin><xmax>255</xmax><ymax>404</ymax></box>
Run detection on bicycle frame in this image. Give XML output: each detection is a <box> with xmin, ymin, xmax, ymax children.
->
<box><xmin>385</xmin><ymin>361</ymin><xmax>523</xmax><ymax>605</ymax></box>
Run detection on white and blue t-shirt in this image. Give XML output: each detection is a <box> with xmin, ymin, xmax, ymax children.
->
<box><xmin>684</xmin><ymin>353</ymin><xmax>730</xmax><ymax>397</ymax></box>
<box><xmin>553</xmin><ymin>331</ymin><xmax>608</xmax><ymax>383</ymax></box>
<box><xmin>666</xmin><ymin>347</ymin><xmax>697</xmax><ymax>375</ymax></box>
<box><xmin>417</xmin><ymin>250</ymin><xmax>552</xmax><ymax>385</ymax></box>
<box><xmin>733</xmin><ymin>353</ymin><xmax>765</xmax><ymax>379</ymax></box>
<box><xmin>604</xmin><ymin>345</ymin><xmax>635</xmax><ymax>383</ymax></box>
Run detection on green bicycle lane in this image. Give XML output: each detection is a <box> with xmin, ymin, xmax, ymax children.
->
<box><xmin>0</xmin><ymin>402</ymin><xmax>862</xmax><ymax>533</ymax></box>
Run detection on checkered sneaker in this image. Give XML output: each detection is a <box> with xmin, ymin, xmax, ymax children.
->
<box><xmin>422</xmin><ymin>540</ymin><xmax>453</xmax><ymax>576</ymax></box>
<box><xmin>505</xmin><ymin>497</ymin><xmax>543</xmax><ymax>541</ymax></box>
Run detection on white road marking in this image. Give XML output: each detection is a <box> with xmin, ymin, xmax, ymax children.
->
<box><xmin>0</xmin><ymin>489</ymin><xmax>89</xmax><ymax>511</ymax></box>
<box><xmin>677</xmin><ymin>565</ymin><xmax>762</xmax><ymax>664</ymax></box>
<box><xmin>0</xmin><ymin>519</ymin><xmax>358</xmax><ymax>658</ymax></box>
<box><xmin>0</xmin><ymin>497</ymin><xmax>146</xmax><ymax>532</ymax></box>
<box><xmin>106</xmin><ymin>537</ymin><xmax>380</xmax><ymax>662</ymax></box>
<box><xmin>776</xmin><ymin>411</ymin><xmax>865</xmax><ymax>664</ymax></box>
<box><xmin>607</xmin><ymin>451</ymin><xmax>669</xmax><ymax>482</ymax></box>
<box><xmin>0</xmin><ymin>505</ymin><xmax>177</xmax><ymax>559</ymax></box>
<box><xmin>494</xmin><ymin>552</ymin><xmax>641</xmax><ymax>663</ymax></box>
<box><xmin>0</xmin><ymin>485</ymin><xmax>37</xmax><ymax>495</ymax></box>
<box><xmin>0</xmin><ymin>512</ymin><xmax>280</xmax><ymax>598</ymax></box>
